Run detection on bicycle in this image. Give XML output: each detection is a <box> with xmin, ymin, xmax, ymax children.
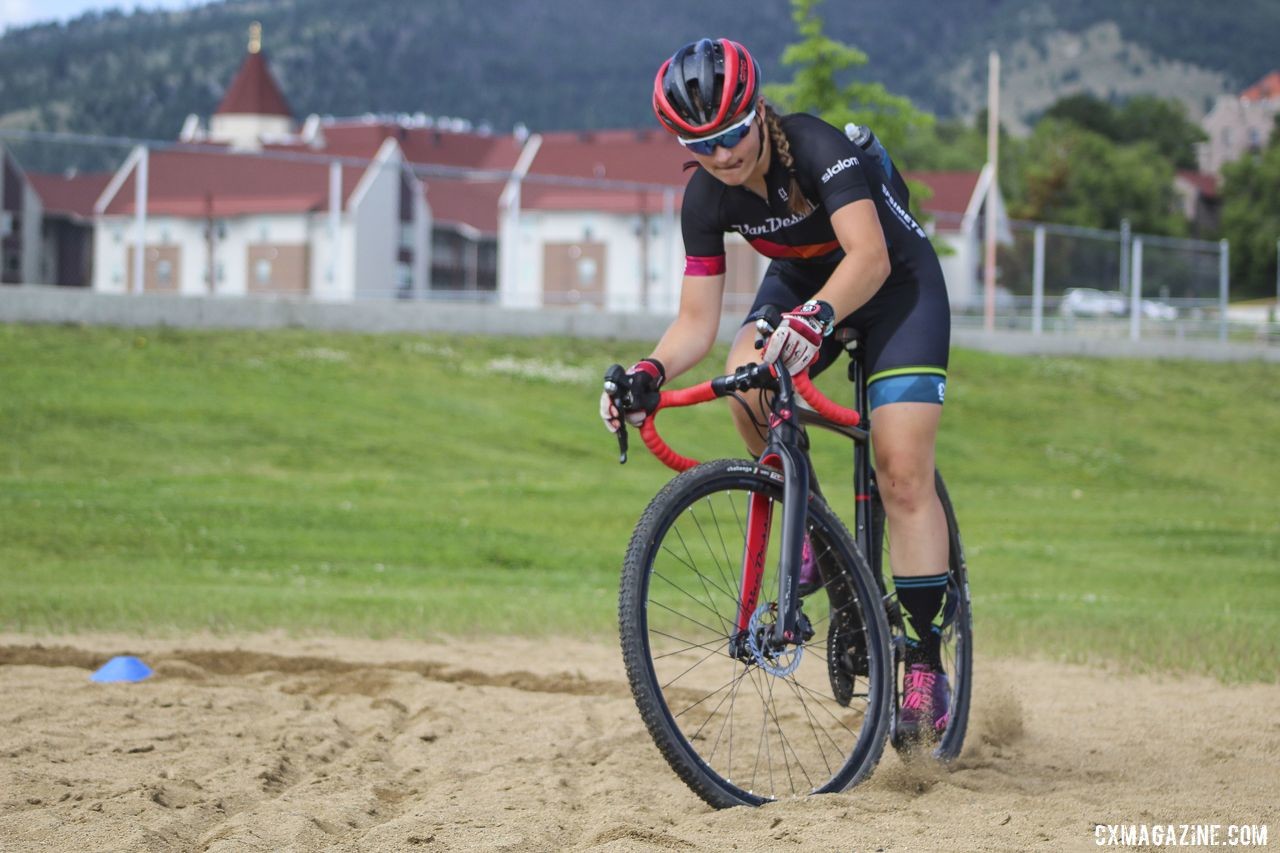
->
<box><xmin>604</xmin><ymin>311</ymin><xmax>972</xmax><ymax>808</ymax></box>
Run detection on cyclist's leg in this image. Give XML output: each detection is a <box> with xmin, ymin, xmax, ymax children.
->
<box><xmin>725</xmin><ymin>324</ymin><xmax>771</xmax><ymax>456</ymax></box>
<box><xmin>870</xmin><ymin>403</ymin><xmax>948</xmax><ymax>582</ymax></box>
<box><xmin>857</xmin><ymin>265</ymin><xmax>951</xmax><ymax>673</ymax></box>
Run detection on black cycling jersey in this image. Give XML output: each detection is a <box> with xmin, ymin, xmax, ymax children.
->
<box><xmin>680</xmin><ymin>111</ymin><xmax>951</xmax><ymax>403</ymax></box>
<box><xmin>681</xmin><ymin>112</ymin><xmax>934</xmax><ymax>288</ymax></box>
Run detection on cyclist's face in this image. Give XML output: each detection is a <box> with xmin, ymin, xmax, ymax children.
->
<box><xmin>687</xmin><ymin>104</ymin><xmax>765</xmax><ymax>186</ymax></box>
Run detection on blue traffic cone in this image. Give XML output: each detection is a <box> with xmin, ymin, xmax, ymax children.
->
<box><xmin>90</xmin><ymin>655</ymin><xmax>153</xmax><ymax>683</ymax></box>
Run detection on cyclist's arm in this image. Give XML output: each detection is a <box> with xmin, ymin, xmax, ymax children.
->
<box><xmin>811</xmin><ymin>199</ymin><xmax>891</xmax><ymax>321</ymax></box>
<box><xmin>647</xmin><ymin>271</ymin><xmax>726</xmax><ymax>382</ymax></box>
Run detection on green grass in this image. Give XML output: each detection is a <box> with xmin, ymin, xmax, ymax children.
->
<box><xmin>1</xmin><ymin>324</ymin><xmax>1277</xmax><ymax>682</ymax></box>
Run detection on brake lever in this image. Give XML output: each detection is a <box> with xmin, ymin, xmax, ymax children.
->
<box><xmin>615</xmin><ymin>421</ymin><xmax>629</xmax><ymax>464</ymax></box>
<box><xmin>603</xmin><ymin>364</ymin><xmax>630</xmax><ymax>464</ymax></box>
<box><xmin>754</xmin><ymin>316</ymin><xmax>775</xmax><ymax>351</ymax></box>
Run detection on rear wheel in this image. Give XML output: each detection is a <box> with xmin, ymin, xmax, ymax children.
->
<box><xmin>619</xmin><ymin>459</ymin><xmax>893</xmax><ymax>808</ymax></box>
<box><xmin>873</xmin><ymin>470</ymin><xmax>973</xmax><ymax>761</ymax></box>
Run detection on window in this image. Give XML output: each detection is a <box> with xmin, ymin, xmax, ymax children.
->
<box><xmin>156</xmin><ymin>259</ymin><xmax>173</xmax><ymax>287</ymax></box>
<box><xmin>255</xmin><ymin>258</ymin><xmax>272</xmax><ymax>286</ymax></box>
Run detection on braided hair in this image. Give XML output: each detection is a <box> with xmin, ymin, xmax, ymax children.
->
<box><xmin>763</xmin><ymin>103</ymin><xmax>813</xmax><ymax>217</ymax></box>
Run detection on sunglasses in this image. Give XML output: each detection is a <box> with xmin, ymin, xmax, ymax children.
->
<box><xmin>678</xmin><ymin>111</ymin><xmax>757</xmax><ymax>155</ymax></box>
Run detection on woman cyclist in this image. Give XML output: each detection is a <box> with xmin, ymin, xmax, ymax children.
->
<box><xmin>600</xmin><ymin>38</ymin><xmax>953</xmax><ymax>739</ymax></box>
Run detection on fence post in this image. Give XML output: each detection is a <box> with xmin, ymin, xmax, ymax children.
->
<box><xmin>1119</xmin><ymin>218</ymin><xmax>1130</xmax><ymax>295</ymax></box>
<box><xmin>1031</xmin><ymin>224</ymin><xmax>1045</xmax><ymax>335</ymax></box>
<box><xmin>1129</xmin><ymin>237</ymin><xmax>1143</xmax><ymax>341</ymax></box>
<box><xmin>1219</xmin><ymin>239</ymin><xmax>1230</xmax><ymax>343</ymax></box>
<box><xmin>1274</xmin><ymin>237</ymin><xmax>1279</xmax><ymax>324</ymax></box>
<box><xmin>132</xmin><ymin>146</ymin><xmax>149</xmax><ymax>295</ymax></box>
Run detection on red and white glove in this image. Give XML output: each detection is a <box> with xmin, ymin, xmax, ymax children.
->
<box><xmin>761</xmin><ymin>301</ymin><xmax>834</xmax><ymax>375</ymax></box>
<box><xmin>600</xmin><ymin>359</ymin><xmax>665</xmax><ymax>433</ymax></box>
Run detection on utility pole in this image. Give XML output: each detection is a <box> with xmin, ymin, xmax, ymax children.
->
<box><xmin>983</xmin><ymin>51</ymin><xmax>1000</xmax><ymax>333</ymax></box>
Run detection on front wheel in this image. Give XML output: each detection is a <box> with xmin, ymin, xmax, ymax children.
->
<box><xmin>873</xmin><ymin>470</ymin><xmax>973</xmax><ymax>761</ymax></box>
<box><xmin>619</xmin><ymin>459</ymin><xmax>893</xmax><ymax>808</ymax></box>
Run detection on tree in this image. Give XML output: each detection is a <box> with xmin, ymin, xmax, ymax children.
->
<box><xmin>896</xmin><ymin>117</ymin><xmax>987</xmax><ymax>172</ymax></box>
<box><xmin>1043</xmin><ymin>93</ymin><xmax>1120</xmax><ymax>140</ymax></box>
<box><xmin>1219</xmin><ymin>139</ymin><xmax>1280</xmax><ymax>299</ymax></box>
<box><xmin>1113</xmin><ymin>96</ymin><xmax>1206</xmax><ymax>171</ymax></box>
<box><xmin>1013</xmin><ymin>119</ymin><xmax>1185</xmax><ymax>236</ymax></box>
<box><xmin>762</xmin><ymin>0</ymin><xmax>933</xmax><ymax>153</ymax></box>
<box><xmin>762</xmin><ymin>0</ymin><xmax>936</xmax><ymax>225</ymax></box>
<box><xmin>1039</xmin><ymin>92</ymin><xmax>1206</xmax><ymax>171</ymax></box>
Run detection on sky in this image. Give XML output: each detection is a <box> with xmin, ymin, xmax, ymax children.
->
<box><xmin>0</xmin><ymin>0</ymin><xmax>209</xmax><ymax>31</ymax></box>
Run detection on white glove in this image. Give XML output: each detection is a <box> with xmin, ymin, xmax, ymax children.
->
<box><xmin>761</xmin><ymin>301</ymin><xmax>832</xmax><ymax>375</ymax></box>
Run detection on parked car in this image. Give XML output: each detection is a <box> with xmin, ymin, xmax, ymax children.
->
<box><xmin>1140</xmin><ymin>299</ymin><xmax>1178</xmax><ymax>321</ymax></box>
<box><xmin>1058</xmin><ymin>288</ymin><xmax>1127</xmax><ymax>318</ymax></box>
<box><xmin>1058</xmin><ymin>288</ymin><xmax>1178</xmax><ymax>321</ymax></box>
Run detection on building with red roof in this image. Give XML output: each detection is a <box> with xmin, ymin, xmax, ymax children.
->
<box><xmin>92</xmin><ymin>135</ymin><xmax>424</xmax><ymax>298</ymax></box>
<box><xmin>26</xmin><ymin>170</ymin><xmax>112</xmax><ymax>287</ymax></box>
<box><xmin>1</xmin><ymin>148</ymin><xmax>44</xmax><ymax>286</ymax></box>
<box><xmin>1173</xmin><ymin>170</ymin><xmax>1221</xmax><ymax>237</ymax></box>
<box><xmin>1241</xmin><ymin>71</ymin><xmax>1280</xmax><ymax>103</ymax></box>
<box><xmin>264</xmin><ymin>116</ymin><xmax>527</xmax><ymax>293</ymax></box>
<box><xmin>1198</xmin><ymin>71</ymin><xmax>1280</xmax><ymax>174</ymax></box>
<box><xmin>905</xmin><ymin>168</ymin><xmax>1010</xmax><ymax>310</ymax></box>
<box><xmin>91</xmin><ymin>26</ymin><xmax>427</xmax><ymax>299</ymax></box>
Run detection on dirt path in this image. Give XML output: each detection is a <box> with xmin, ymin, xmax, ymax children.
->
<box><xmin>0</xmin><ymin>633</ymin><xmax>1276</xmax><ymax>852</ymax></box>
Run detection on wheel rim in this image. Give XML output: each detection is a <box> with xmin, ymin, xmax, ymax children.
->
<box><xmin>637</xmin><ymin>479</ymin><xmax>883</xmax><ymax>801</ymax></box>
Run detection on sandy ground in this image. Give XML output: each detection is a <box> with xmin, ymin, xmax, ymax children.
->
<box><xmin>0</xmin><ymin>634</ymin><xmax>1276</xmax><ymax>853</ymax></box>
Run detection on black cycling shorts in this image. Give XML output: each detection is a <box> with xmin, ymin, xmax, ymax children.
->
<box><xmin>743</xmin><ymin>258</ymin><xmax>951</xmax><ymax>407</ymax></box>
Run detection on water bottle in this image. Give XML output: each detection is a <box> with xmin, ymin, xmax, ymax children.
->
<box><xmin>845</xmin><ymin>123</ymin><xmax>894</xmax><ymax>182</ymax></box>
<box><xmin>845</xmin><ymin>123</ymin><xmax>909</xmax><ymax>204</ymax></box>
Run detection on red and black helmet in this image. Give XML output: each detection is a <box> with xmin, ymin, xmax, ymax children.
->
<box><xmin>652</xmin><ymin>38</ymin><xmax>761</xmax><ymax>137</ymax></box>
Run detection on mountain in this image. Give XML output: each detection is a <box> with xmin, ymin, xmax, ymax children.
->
<box><xmin>0</xmin><ymin>0</ymin><xmax>1275</xmax><ymax>155</ymax></box>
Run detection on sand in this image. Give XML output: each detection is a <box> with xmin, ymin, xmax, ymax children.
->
<box><xmin>0</xmin><ymin>633</ymin><xmax>1276</xmax><ymax>852</ymax></box>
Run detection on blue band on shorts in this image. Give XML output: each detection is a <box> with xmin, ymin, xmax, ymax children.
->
<box><xmin>868</xmin><ymin>372</ymin><xmax>946</xmax><ymax>410</ymax></box>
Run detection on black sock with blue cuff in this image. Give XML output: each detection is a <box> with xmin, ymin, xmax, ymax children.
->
<box><xmin>894</xmin><ymin>572</ymin><xmax>949</xmax><ymax>670</ymax></box>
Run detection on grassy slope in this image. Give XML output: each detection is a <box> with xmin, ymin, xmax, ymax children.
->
<box><xmin>0</xmin><ymin>325</ymin><xmax>1276</xmax><ymax>682</ymax></box>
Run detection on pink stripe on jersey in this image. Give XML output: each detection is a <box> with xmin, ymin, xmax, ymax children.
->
<box><xmin>685</xmin><ymin>255</ymin><xmax>726</xmax><ymax>276</ymax></box>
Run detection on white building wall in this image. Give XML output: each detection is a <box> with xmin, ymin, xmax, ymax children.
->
<box><xmin>21</xmin><ymin>180</ymin><xmax>43</xmax><ymax>284</ymax></box>
<box><xmin>305</xmin><ymin>213</ymin><xmax>355</xmax><ymax>301</ymax></box>
<box><xmin>349</xmin><ymin>148</ymin><xmax>402</xmax><ymax>300</ymax></box>
<box><xmin>208</xmin><ymin>114</ymin><xmax>295</xmax><ymax>151</ymax></box>
<box><xmin>497</xmin><ymin>188</ymin><xmax>527</xmax><ymax>310</ymax></box>
<box><xmin>94</xmin><ymin>215</ymin><xmax>323</xmax><ymax>296</ymax></box>
<box><xmin>505</xmin><ymin>210</ymin><xmax>637</xmax><ymax>311</ymax></box>
<box><xmin>937</xmin><ymin>230</ymin><xmax>977</xmax><ymax>310</ymax></box>
<box><xmin>1197</xmin><ymin>96</ymin><xmax>1280</xmax><ymax>174</ymax></box>
<box><xmin>213</xmin><ymin>215</ymin><xmax>314</xmax><ymax>296</ymax></box>
<box><xmin>413</xmin><ymin>182</ymin><xmax>431</xmax><ymax>297</ymax></box>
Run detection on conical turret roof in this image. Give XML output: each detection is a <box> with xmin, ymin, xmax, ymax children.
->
<box><xmin>215</xmin><ymin>28</ymin><xmax>292</xmax><ymax>119</ymax></box>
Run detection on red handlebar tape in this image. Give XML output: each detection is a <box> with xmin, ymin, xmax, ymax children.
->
<box><xmin>639</xmin><ymin>373</ymin><xmax>860</xmax><ymax>473</ymax></box>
